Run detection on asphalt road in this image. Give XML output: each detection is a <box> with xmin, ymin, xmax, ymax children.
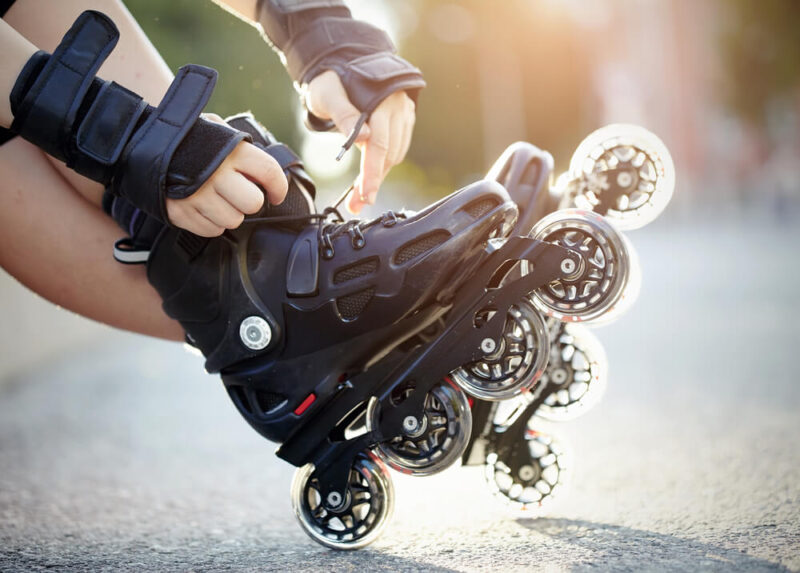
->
<box><xmin>1</xmin><ymin>214</ymin><xmax>798</xmax><ymax>572</ymax></box>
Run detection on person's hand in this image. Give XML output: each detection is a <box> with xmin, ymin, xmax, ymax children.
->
<box><xmin>165</xmin><ymin>116</ymin><xmax>288</xmax><ymax>237</ymax></box>
<box><xmin>305</xmin><ymin>70</ymin><xmax>416</xmax><ymax>214</ymax></box>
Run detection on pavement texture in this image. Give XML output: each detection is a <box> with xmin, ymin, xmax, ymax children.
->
<box><xmin>1</xmin><ymin>215</ymin><xmax>798</xmax><ymax>572</ymax></box>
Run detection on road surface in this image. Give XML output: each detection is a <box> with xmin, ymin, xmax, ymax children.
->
<box><xmin>1</xmin><ymin>215</ymin><xmax>798</xmax><ymax>571</ymax></box>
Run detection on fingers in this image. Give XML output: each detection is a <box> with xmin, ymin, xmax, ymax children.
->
<box><xmin>398</xmin><ymin>97</ymin><xmax>416</xmax><ymax>165</ymax></box>
<box><xmin>347</xmin><ymin>93</ymin><xmax>416</xmax><ymax>214</ymax></box>
<box><xmin>306</xmin><ymin>71</ymin><xmax>371</xmax><ymax>143</ymax></box>
<box><xmin>230</xmin><ymin>142</ymin><xmax>288</xmax><ymax>206</ymax></box>
<box><xmin>165</xmin><ymin>141</ymin><xmax>289</xmax><ymax>236</ymax></box>
<box><xmin>357</xmin><ymin>109</ymin><xmax>391</xmax><ymax>207</ymax></box>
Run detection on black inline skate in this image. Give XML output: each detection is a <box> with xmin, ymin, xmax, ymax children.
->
<box><xmin>110</xmin><ymin>112</ymin><xmax>671</xmax><ymax>548</ymax></box>
<box><xmin>460</xmin><ymin>125</ymin><xmax>675</xmax><ymax>512</ymax></box>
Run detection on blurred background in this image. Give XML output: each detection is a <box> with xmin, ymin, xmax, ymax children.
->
<box><xmin>129</xmin><ymin>0</ymin><xmax>800</xmax><ymax>215</ymax></box>
<box><xmin>3</xmin><ymin>0</ymin><xmax>798</xmax><ymax>378</ymax></box>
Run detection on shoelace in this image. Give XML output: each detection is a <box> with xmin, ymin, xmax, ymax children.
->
<box><xmin>240</xmin><ymin>184</ymin><xmax>407</xmax><ymax>259</ymax></box>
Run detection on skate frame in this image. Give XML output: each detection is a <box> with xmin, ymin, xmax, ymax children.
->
<box><xmin>277</xmin><ymin>235</ymin><xmax>578</xmax><ymax>504</ymax></box>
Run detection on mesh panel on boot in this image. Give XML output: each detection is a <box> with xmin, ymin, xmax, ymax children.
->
<box><xmin>334</xmin><ymin>258</ymin><xmax>379</xmax><ymax>284</ymax></box>
<box><xmin>337</xmin><ymin>287</ymin><xmax>375</xmax><ymax>320</ymax></box>
<box><xmin>254</xmin><ymin>390</ymin><xmax>287</xmax><ymax>413</ymax></box>
<box><xmin>463</xmin><ymin>197</ymin><xmax>499</xmax><ymax>218</ymax></box>
<box><xmin>393</xmin><ymin>230</ymin><xmax>450</xmax><ymax>265</ymax></box>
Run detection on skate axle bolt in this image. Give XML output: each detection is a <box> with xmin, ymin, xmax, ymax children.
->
<box><xmin>519</xmin><ymin>465</ymin><xmax>536</xmax><ymax>481</ymax></box>
<box><xmin>616</xmin><ymin>171</ymin><xmax>634</xmax><ymax>188</ymax></box>
<box><xmin>239</xmin><ymin>316</ymin><xmax>272</xmax><ymax>350</ymax></box>
<box><xmin>402</xmin><ymin>416</ymin><xmax>420</xmax><ymax>433</ymax></box>
<box><xmin>560</xmin><ymin>258</ymin><xmax>577</xmax><ymax>275</ymax></box>
<box><xmin>326</xmin><ymin>491</ymin><xmax>343</xmax><ymax>507</ymax></box>
<box><xmin>481</xmin><ymin>338</ymin><xmax>497</xmax><ymax>354</ymax></box>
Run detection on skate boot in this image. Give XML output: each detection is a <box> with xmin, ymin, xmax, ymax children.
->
<box><xmin>460</xmin><ymin>126</ymin><xmax>674</xmax><ymax>512</ymax></box>
<box><xmin>108</xmin><ymin>113</ymin><xmax>553</xmax><ymax>548</ymax></box>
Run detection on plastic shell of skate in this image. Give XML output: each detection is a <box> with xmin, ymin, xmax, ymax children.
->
<box><xmin>525</xmin><ymin>209</ymin><xmax>633</xmax><ymax>324</ymax></box>
<box><xmin>565</xmin><ymin>124</ymin><xmax>675</xmax><ymax>231</ymax></box>
<box><xmin>291</xmin><ymin>453</ymin><xmax>395</xmax><ymax>550</ymax></box>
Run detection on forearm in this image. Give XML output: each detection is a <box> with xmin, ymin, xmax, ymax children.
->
<box><xmin>0</xmin><ymin>19</ymin><xmax>37</xmax><ymax>128</ymax></box>
<box><xmin>212</xmin><ymin>0</ymin><xmax>258</xmax><ymax>22</ymax></box>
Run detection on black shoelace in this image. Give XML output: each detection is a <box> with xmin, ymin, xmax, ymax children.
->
<box><xmin>239</xmin><ymin>184</ymin><xmax>407</xmax><ymax>259</ymax></box>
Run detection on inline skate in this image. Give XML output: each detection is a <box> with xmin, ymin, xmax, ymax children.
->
<box><xmin>461</xmin><ymin>124</ymin><xmax>675</xmax><ymax>511</ymax></box>
<box><xmin>110</xmin><ymin>113</ymin><xmax>671</xmax><ymax>548</ymax></box>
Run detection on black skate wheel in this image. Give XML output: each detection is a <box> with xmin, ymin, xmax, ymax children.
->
<box><xmin>484</xmin><ymin>430</ymin><xmax>568</xmax><ymax>512</ymax></box>
<box><xmin>567</xmin><ymin>124</ymin><xmax>675</xmax><ymax>230</ymax></box>
<box><xmin>290</xmin><ymin>453</ymin><xmax>394</xmax><ymax>550</ymax></box>
<box><xmin>368</xmin><ymin>381</ymin><xmax>471</xmax><ymax>476</ymax></box>
<box><xmin>450</xmin><ymin>302</ymin><xmax>550</xmax><ymax>400</ymax></box>
<box><xmin>537</xmin><ymin>322</ymin><xmax>608</xmax><ymax>421</ymax></box>
<box><xmin>526</xmin><ymin>209</ymin><xmax>631</xmax><ymax>323</ymax></box>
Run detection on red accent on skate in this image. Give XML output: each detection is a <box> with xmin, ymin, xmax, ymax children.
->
<box><xmin>467</xmin><ymin>397</ymin><xmax>475</xmax><ymax>408</ymax></box>
<box><xmin>294</xmin><ymin>393</ymin><xmax>316</xmax><ymax>416</ymax></box>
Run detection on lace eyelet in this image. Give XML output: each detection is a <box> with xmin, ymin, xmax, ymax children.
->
<box><xmin>349</xmin><ymin>226</ymin><xmax>366</xmax><ymax>249</ymax></box>
<box><xmin>382</xmin><ymin>212</ymin><xmax>398</xmax><ymax>227</ymax></box>
<box><xmin>321</xmin><ymin>234</ymin><xmax>335</xmax><ymax>259</ymax></box>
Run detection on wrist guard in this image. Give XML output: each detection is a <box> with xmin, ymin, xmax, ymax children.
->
<box><xmin>106</xmin><ymin>112</ymin><xmax>316</xmax><ymax>264</ymax></box>
<box><xmin>257</xmin><ymin>0</ymin><xmax>425</xmax><ymax>131</ymax></box>
<box><xmin>9</xmin><ymin>10</ymin><xmax>249</xmax><ymax>222</ymax></box>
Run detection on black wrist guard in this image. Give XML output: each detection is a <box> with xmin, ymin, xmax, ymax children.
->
<box><xmin>9</xmin><ymin>10</ymin><xmax>249</xmax><ymax>222</ymax></box>
<box><xmin>257</xmin><ymin>0</ymin><xmax>425</xmax><ymax>131</ymax></box>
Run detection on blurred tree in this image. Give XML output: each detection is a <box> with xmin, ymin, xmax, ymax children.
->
<box><xmin>720</xmin><ymin>0</ymin><xmax>800</xmax><ymax>129</ymax></box>
<box><xmin>123</xmin><ymin>0</ymin><xmax>591</xmax><ymax>201</ymax></box>
<box><xmin>403</xmin><ymin>0</ymin><xmax>592</xmax><ymax>193</ymax></box>
<box><xmin>124</xmin><ymin>0</ymin><xmax>300</xmax><ymax>147</ymax></box>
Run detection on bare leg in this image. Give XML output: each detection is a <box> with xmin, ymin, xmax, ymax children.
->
<box><xmin>0</xmin><ymin>137</ymin><xmax>184</xmax><ymax>340</ymax></box>
<box><xmin>0</xmin><ymin>0</ymin><xmax>182</xmax><ymax>340</ymax></box>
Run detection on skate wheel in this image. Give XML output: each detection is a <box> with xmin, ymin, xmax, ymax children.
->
<box><xmin>368</xmin><ymin>381</ymin><xmax>471</xmax><ymax>476</ymax></box>
<box><xmin>484</xmin><ymin>431</ymin><xmax>568</xmax><ymax>511</ymax></box>
<box><xmin>537</xmin><ymin>322</ymin><xmax>608</xmax><ymax>421</ymax></box>
<box><xmin>568</xmin><ymin>124</ymin><xmax>675</xmax><ymax>230</ymax></box>
<box><xmin>450</xmin><ymin>301</ymin><xmax>550</xmax><ymax>400</ymax></box>
<box><xmin>527</xmin><ymin>209</ymin><xmax>630</xmax><ymax>323</ymax></box>
<box><xmin>291</xmin><ymin>453</ymin><xmax>394</xmax><ymax>550</ymax></box>
<box><xmin>586</xmin><ymin>238</ymin><xmax>641</xmax><ymax>325</ymax></box>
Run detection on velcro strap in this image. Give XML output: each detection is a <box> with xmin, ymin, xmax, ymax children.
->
<box><xmin>283</xmin><ymin>17</ymin><xmax>395</xmax><ymax>82</ymax></box>
<box><xmin>10</xmin><ymin>11</ymin><xmax>118</xmax><ymax>162</ymax></box>
<box><xmin>336</xmin><ymin>52</ymin><xmax>426</xmax><ymax>115</ymax></box>
<box><xmin>73</xmin><ymin>81</ymin><xmax>146</xmax><ymax>181</ymax></box>
<box><xmin>165</xmin><ymin>118</ymin><xmax>249</xmax><ymax>199</ymax></box>
<box><xmin>115</xmin><ymin>65</ymin><xmax>218</xmax><ymax>220</ymax></box>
